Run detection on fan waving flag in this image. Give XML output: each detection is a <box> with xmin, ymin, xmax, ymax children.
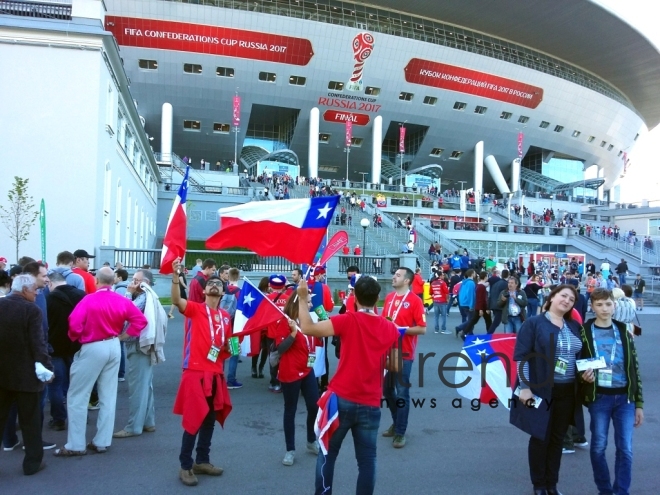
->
<box><xmin>233</xmin><ymin>278</ymin><xmax>285</xmax><ymax>355</ymax></box>
<box><xmin>206</xmin><ymin>196</ymin><xmax>340</xmax><ymax>264</ymax></box>
<box><xmin>454</xmin><ymin>334</ymin><xmax>517</xmax><ymax>409</ymax></box>
<box><xmin>159</xmin><ymin>167</ymin><xmax>190</xmax><ymax>274</ymax></box>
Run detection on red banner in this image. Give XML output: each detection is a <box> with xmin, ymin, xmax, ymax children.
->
<box><xmin>105</xmin><ymin>16</ymin><xmax>314</xmax><ymax>66</ymax></box>
<box><xmin>319</xmin><ymin>231</ymin><xmax>349</xmax><ymax>265</ymax></box>
<box><xmin>404</xmin><ymin>58</ymin><xmax>543</xmax><ymax>109</ymax></box>
<box><xmin>517</xmin><ymin>132</ymin><xmax>524</xmax><ymax>159</ymax></box>
<box><xmin>345</xmin><ymin>119</ymin><xmax>353</xmax><ymax>147</ymax></box>
<box><xmin>322</xmin><ymin>110</ymin><xmax>370</xmax><ymax>126</ymax></box>
<box><xmin>233</xmin><ymin>95</ymin><xmax>241</xmax><ymax>127</ymax></box>
<box><xmin>399</xmin><ymin>126</ymin><xmax>406</xmax><ymax>154</ymax></box>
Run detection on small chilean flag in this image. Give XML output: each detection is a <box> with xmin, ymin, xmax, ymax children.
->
<box><xmin>159</xmin><ymin>167</ymin><xmax>189</xmax><ymax>274</ymax></box>
<box><xmin>233</xmin><ymin>278</ymin><xmax>285</xmax><ymax>355</ymax></box>
<box><xmin>206</xmin><ymin>196</ymin><xmax>340</xmax><ymax>264</ymax></box>
<box><xmin>315</xmin><ymin>391</ymin><xmax>339</xmax><ymax>456</ymax></box>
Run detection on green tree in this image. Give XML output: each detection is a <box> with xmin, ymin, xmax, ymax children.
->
<box><xmin>0</xmin><ymin>176</ymin><xmax>39</xmax><ymax>263</ymax></box>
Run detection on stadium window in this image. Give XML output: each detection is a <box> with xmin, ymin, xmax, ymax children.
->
<box><xmin>138</xmin><ymin>59</ymin><xmax>158</xmax><ymax>70</ymax></box>
<box><xmin>184</xmin><ymin>63</ymin><xmax>202</xmax><ymax>74</ymax></box>
<box><xmin>587</xmin><ymin>136</ymin><xmax>596</xmax><ymax>143</ymax></box>
<box><xmin>289</xmin><ymin>75</ymin><xmax>306</xmax><ymax>86</ymax></box>
<box><xmin>539</xmin><ymin>121</ymin><xmax>550</xmax><ymax>129</ymax></box>
<box><xmin>259</xmin><ymin>72</ymin><xmax>277</xmax><ymax>82</ymax></box>
<box><xmin>600</xmin><ymin>140</ymin><xmax>607</xmax><ymax>147</ymax></box>
<box><xmin>328</xmin><ymin>81</ymin><xmax>344</xmax><ymax>91</ymax></box>
<box><xmin>423</xmin><ymin>96</ymin><xmax>437</xmax><ymax>105</ymax></box>
<box><xmin>216</xmin><ymin>67</ymin><xmax>235</xmax><ymax>78</ymax></box>
<box><xmin>399</xmin><ymin>92</ymin><xmax>414</xmax><ymax>101</ymax></box>
<box><xmin>608</xmin><ymin>144</ymin><xmax>614</xmax><ymax>151</ymax></box>
<box><xmin>634</xmin><ymin>133</ymin><xmax>639</xmax><ymax>141</ymax></box>
<box><xmin>213</xmin><ymin>123</ymin><xmax>231</xmax><ymax>134</ymax></box>
<box><xmin>572</xmin><ymin>130</ymin><xmax>581</xmax><ymax>138</ymax></box>
<box><xmin>365</xmin><ymin>86</ymin><xmax>380</xmax><ymax>96</ymax></box>
<box><xmin>430</xmin><ymin>148</ymin><xmax>444</xmax><ymax>157</ymax></box>
<box><xmin>319</xmin><ymin>133</ymin><xmax>331</xmax><ymax>143</ymax></box>
<box><xmin>453</xmin><ymin>101</ymin><xmax>467</xmax><ymax>111</ymax></box>
<box><xmin>554</xmin><ymin>125</ymin><xmax>564</xmax><ymax>133</ymax></box>
<box><xmin>351</xmin><ymin>137</ymin><xmax>363</xmax><ymax>147</ymax></box>
<box><xmin>518</xmin><ymin>116</ymin><xmax>529</xmax><ymax>123</ymax></box>
<box><xmin>618</xmin><ymin>150</ymin><xmax>623</xmax><ymax>157</ymax></box>
<box><xmin>474</xmin><ymin>106</ymin><xmax>487</xmax><ymax>114</ymax></box>
<box><xmin>500</xmin><ymin>111</ymin><xmax>512</xmax><ymax>120</ymax></box>
<box><xmin>183</xmin><ymin>120</ymin><xmax>201</xmax><ymax>131</ymax></box>
<box><xmin>449</xmin><ymin>150</ymin><xmax>463</xmax><ymax>159</ymax></box>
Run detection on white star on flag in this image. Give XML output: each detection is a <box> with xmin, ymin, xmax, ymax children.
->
<box><xmin>316</xmin><ymin>202</ymin><xmax>332</xmax><ymax>219</ymax></box>
<box><xmin>477</xmin><ymin>349</ymin><xmax>488</xmax><ymax>358</ymax></box>
<box><xmin>473</xmin><ymin>337</ymin><xmax>486</xmax><ymax>345</ymax></box>
<box><xmin>243</xmin><ymin>292</ymin><xmax>255</xmax><ymax>306</ymax></box>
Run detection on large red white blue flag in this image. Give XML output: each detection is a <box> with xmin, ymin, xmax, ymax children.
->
<box><xmin>454</xmin><ymin>334</ymin><xmax>517</xmax><ymax>409</ymax></box>
<box><xmin>206</xmin><ymin>196</ymin><xmax>340</xmax><ymax>264</ymax></box>
<box><xmin>159</xmin><ymin>166</ymin><xmax>189</xmax><ymax>274</ymax></box>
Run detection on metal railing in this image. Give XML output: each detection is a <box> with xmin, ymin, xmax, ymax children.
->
<box><xmin>337</xmin><ymin>255</ymin><xmax>399</xmax><ymax>276</ymax></box>
<box><xmin>576</xmin><ymin>233</ymin><xmax>660</xmax><ymax>265</ymax></box>
<box><xmin>0</xmin><ymin>0</ymin><xmax>72</xmax><ymax>19</ymax></box>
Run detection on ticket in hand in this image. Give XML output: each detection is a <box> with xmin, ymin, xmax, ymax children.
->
<box><xmin>514</xmin><ymin>386</ymin><xmax>542</xmax><ymax>408</ymax></box>
<box><xmin>576</xmin><ymin>356</ymin><xmax>607</xmax><ymax>371</ymax></box>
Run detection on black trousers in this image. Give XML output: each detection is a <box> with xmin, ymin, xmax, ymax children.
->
<box><xmin>528</xmin><ymin>382</ymin><xmax>575</xmax><ymax>490</ymax></box>
<box><xmin>0</xmin><ymin>388</ymin><xmax>43</xmax><ymax>475</ymax></box>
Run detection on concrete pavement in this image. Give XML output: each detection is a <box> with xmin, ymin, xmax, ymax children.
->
<box><xmin>1</xmin><ymin>309</ymin><xmax>658</xmax><ymax>494</ymax></box>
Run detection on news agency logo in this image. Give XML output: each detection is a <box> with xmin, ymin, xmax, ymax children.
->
<box><xmin>346</xmin><ymin>32</ymin><xmax>374</xmax><ymax>91</ymax></box>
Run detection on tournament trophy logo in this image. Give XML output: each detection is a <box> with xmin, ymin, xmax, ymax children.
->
<box><xmin>346</xmin><ymin>32</ymin><xmax>374</xmax><ymax>91</ymax></box>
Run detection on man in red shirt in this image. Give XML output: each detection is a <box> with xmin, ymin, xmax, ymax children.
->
<box><xmin>266</xmin><ymin>274</ymin><xmax>293</xmax><ymax>393</ymax></box>
<box><xmin>297</xmin><ymin>276</ymin><xmax>399</xmax><ymax>495</ymax></box>
<box><xmin>353</xmin><ymin>244</ymin><xmax>362</xmax><ymax>256</ymax></box>
<box><xmin>71</xmin><ymin>249</ymin><xmax>97</xmax><ymax>294</ymax></box>
<box><xmin>341</xmin><ymin>245</ymin><xmax>350</xmax><ymax>255</ymax></box>
<box><xmin>429</xmin><ymin>273</ymin><xmax>450</xmax><ymax>334</ymax></box>
<box><xmin>170</xmin><ymin>259</ymin><xmax>233</xmax><ymax>487</ymax></box>
<box><xmin>411</xmin><ymin>267</ymin><xmax>425</xmax><ymax>302</ymax></box>
<box><xmin>382</xmin><ymin>267</ymin><xmax>426</xmax><ymax>448</ymax></box>
<box><xmin>187</xmin><ymin>259</ymin><xmax>217</xmax><ymax>303</ymax></box>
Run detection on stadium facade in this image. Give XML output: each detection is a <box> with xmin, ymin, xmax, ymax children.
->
<box><xmin>103</xmin><ymin>0</ymin><xmax>660</xmax><ymax>197</ymax></box>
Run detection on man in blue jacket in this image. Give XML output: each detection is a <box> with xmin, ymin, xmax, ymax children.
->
<box><xmin>455</xmin><ymin>269</ymin><xmax>475</xmax><ymax>335</ymax></box>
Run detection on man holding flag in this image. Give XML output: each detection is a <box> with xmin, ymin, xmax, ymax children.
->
<box><xmin>296</xmin><ymin>276</ymin><xmax>400</xmax><ymax>495</ymax></box>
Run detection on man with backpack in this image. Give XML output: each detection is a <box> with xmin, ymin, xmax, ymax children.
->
<box><xmin>50</xmin><ymin>251</ymin><xmax>85</xmax><ymax>292</ymax></box>
<box><xmin>188</xmin><ymin>259</ymin><xmax>217</xmax><ymax>303</ymax></box>
<box><xmin>222</xmin><ymin>268</ymin><xmax>241</xmax><ymax>389</ymax></box>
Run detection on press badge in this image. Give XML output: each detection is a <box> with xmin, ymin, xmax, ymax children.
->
<box><xmin>307</xmin><ymin>353</ymin><xmax>316</xmax><ymax>368</ymax></box>
<box><xmin>207</xmin><ymin>345</ymin><xmax>220</xmax><ymax>363</ymax></box>
<box><xmin>598</xmin><ymin>368</ymin><xmax>613</xmax><ymax>387</ymax></box>
<box><xmin>554</xmin><ymin>357</ymin><xmax>569</xmax><ymax>375</ymax></box>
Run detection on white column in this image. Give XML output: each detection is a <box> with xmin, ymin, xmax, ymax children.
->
<box><xmin>597</xmin><ymin>166</ymin><xmax>604</xmax><ymax>201</ymax></box>
<box><xmin>308</xmin><ymin>107</ymin><xmax>319</xmax><ymax>179</ymax></box>
<box><xmin>511</xmin><ymin>159</ymin><xmax>521</xmax><ymax>193</ymax></box>
<box><xmin>372</xmin><ymin>115</ymin><xmax>382</xmax><ymax>184</ymax></box>
<box><xmin>484</xmin><ymin>155</ymin><xmax>511</xmax><ymax>194</ymax></box>
<box><xmin>160</xmin><ymin>102</ymin><xmax>173</xmax><ymax>163</ymax></box>
<box><xmin>474</xmin><ymin>141</ymin><xmax>484</xmax><ymax>195</ymax></box>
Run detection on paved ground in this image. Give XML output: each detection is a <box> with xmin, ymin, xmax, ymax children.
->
<box><xmin>1</xmin><ymin>308</ymin><xmax>658</xmax><ymax>494</ymax></box>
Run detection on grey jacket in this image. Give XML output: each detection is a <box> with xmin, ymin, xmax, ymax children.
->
<box><xmin>497</xmin><ymin>289</ymin><xmax>528</xmax><ymax>324</ymax></box>
<box><xmin>50</xmin><ymin>266</ymin><xmax>85</xmax><ymax>291</ymax></box>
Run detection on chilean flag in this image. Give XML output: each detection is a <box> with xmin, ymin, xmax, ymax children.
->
<box><xmin>159</xmin><ymin>167</ymin><xmax>189</xmax><ymax>274</ymax></box>
<box><xmin>454</xmin><ymin>334</ymin><xmax>517</xmax><ymax>409</ymax></box>
<box><xmin>315</xmin><ymin>391</ymin><xmax>339</xmax><ymax>456</ymax></box>
<box><xmin>233</xmin><ymin>278</ymin><xmax>285</xmax><ymax>356</ymax></box>
<box><xmin>206</xmin><ymin>196</ymin><xmax>340</xmax><ymax>264</ymax></box>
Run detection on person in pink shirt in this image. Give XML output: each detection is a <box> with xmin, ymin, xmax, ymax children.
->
<box><xmin>54</xmin><ymin>267</ymin><xmax>147</xmax><ymax>456</ymax></box>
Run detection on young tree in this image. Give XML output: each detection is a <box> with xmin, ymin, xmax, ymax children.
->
<box><xmin>0</xmin><ymin>176</ymin><xmax>39</xmax><ymax>263</ymax></box>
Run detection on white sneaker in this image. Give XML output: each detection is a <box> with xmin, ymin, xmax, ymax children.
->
<box><xmin>282</xmin><ymin>450</ymin><xmax>295</xmax><ymax>466</ymax></box>
<box><xmin>306</xmin><ymin>441</ymin><xmax>319</xmax><ymax>455</ymax></box>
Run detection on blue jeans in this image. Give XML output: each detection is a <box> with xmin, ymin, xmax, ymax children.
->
<box><xmin>506</xmin><ymin>315</ymin><xmax>524</xmax><ymax>334</ymax></box>
<box><xmin>281</xmin><ymin>371</ymin><xmax>318</xmax><ymax>451</ymax></box>
<box><xmin>49</xmin><ymin>356</ymin><xmax>72</xmax><ymax>422</ymax></box>
<box><xmin>456</xmin><ymin>309</ymin><xmax>474</xmax><ymax>334</ymax></box>
<box><xmin>315</xmin><ymin>396</ymin><xmax>380</xmax><ymax>495</ymax></box>
<box><xmin>226</xmin><ymin>355</ymin><xmax>239</xmax><ymax>383</ymax></box>
<box><xmin>527</xmin><ymin>298</ymin><xmax>539</xmax><ymax>318</ymax></box>
<box><xmin>383</xmin><ymin>359</ymin><xmax>413</xmax><ymax>436</ymax></box>
<box><xmin>618</xmin><ymin>274</ymin><xmax>626</xmax><ymax>285</ymax></box>
<box><xmin>588</xmin><ymin>394</ymin><xmax>635</xmax><ymax>495</ymax></box>
<box><xmin>433</xmin><ymin>302</ymin><xmax>448</xmax><ymax>331</ymax></box>
<box><xmin>179</xmin><ymin>387</ymin><xmax>217</xmax><ymax>470</ymax></box>
<box><xmin>458</xmin><ymin>305</ymin><xmax>470</xmax><ymax>324</ymax></box>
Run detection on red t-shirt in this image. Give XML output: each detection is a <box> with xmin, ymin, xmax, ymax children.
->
<box><xmin>328</xmin><ymin>312</ymin><xmax>399</xmax><ymax>407</ymax></box>
<box><xmin>383</xmin><ymin>291</ymin><xmax>426</xmax><ymax>361</ymax></box>
<box><xmin>72</xmin><ymin>267</ymin><xmax>97</xmax><ymax>294</ymax></box>
<box><xmin>412</xmin><ymin>273</ymin><xmax>424</xmax><ymax>295</ymax></box>
<box><xmin>430</xmin><ymin>280</ymin><xmax>449</xmax><ymax>303</ymax></box>
<box><xmin>342</xmin><ymin>246</ymin><xmax>350</xmax><ymax>255</ymax></box>
<box><xmin>182</xmin><ymin>302</ymin><xmax>232</xmax><ymax>373</ymax></box>
<box><xmin>266</xmin><ymin>288</ymin><xmax>294</xmax><ymax>338</ymax></box>
<box><xmin>275</xmin><ymin>319</ymin><xmax>321</xmax><ymax>383</ymax></box>
<box><xmin>345</xmin><ymin>293</ymin><xmax>379</xmax><ymax>315</ymax></box>
<box><xmin>188</xmin><ymin>273</ymin><xmax>209</xmax><ymax>303</ymax></box>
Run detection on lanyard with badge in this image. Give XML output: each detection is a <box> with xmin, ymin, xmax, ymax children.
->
<box><xmin>545</xmin><ymin>313</ymin><xmax>570</xmax><ymax>375</ymax></box>
<box><xmin>590</xmin><ymin>323</ymin><xmax>621</xmax><ymax>387</ymax></box>
<box><xmin>301</xmin><ymin>332</ymin><xmax>316</xmax><ymax>368</ymax></box>
<box><xmin>206</xmin><ymin>305</ymin><xmax>225</xmax><ymax>363</ymax></box>
<box><xmin>387</xmin><ymin>290</ymin><xmax>410</xmax><ymax>324</ymax></box>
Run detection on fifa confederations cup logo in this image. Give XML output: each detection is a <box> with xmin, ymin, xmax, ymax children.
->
<box><xmin>347</xmin><ymin>32</ymin><xmax>374</xmax><ymax>91</ymax></box>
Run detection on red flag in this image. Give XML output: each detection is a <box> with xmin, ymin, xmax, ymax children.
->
<box><xmin>399</xmin><ymin>125</ymin><xmax>406</xmax><ymax>153</ymax></box>
<box><xmin>345</xmin><ymin>119</ymin><xmax>353</xmax><ymax>147</ymax></box>
<box><xmin>159</xmin><ymin>167</ymin><xmax>190</xmax><ymax>274</ymax></box>
<box><xmin>233</xmin><ymin>95</ymin><xmax>241</xmax><ymax>127</ymax></box>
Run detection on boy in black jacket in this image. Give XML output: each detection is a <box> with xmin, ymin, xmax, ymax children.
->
<box><xmin>579</xmin><ymin>288</ymin><xmax>643</xmax><ymax>495</ymax></box>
